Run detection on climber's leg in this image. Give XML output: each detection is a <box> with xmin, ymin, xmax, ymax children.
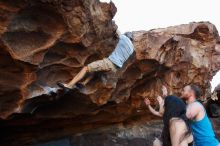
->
<box><xmin>87</xmin><ymin>58</ymin><xmax>117</xmax><ymax>73</ymax></box>
<box><xmin>66</xmin><ymin>66</ymin><xmax>89</xmax><ymax>88</ymax></box>
<box><xmin>57</xmin><ymin>58</ymin><xmax>117</xmax><ymax>90</ymax></box>
<box><xmin>58</xmin><ymin>66</ymin><xmax>89</xmax><ymax>89</ymax></box>
<box><xmin>79</xmin><ymin>58</ymin><xmax>117</xmax><ymax>86</ymax></box>
<box><xmin>80</xmin><ymin>74</ymin><xmax>94</xmax><ymax>86</ymax></box>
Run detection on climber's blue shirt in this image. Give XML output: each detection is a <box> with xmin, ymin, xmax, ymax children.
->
<box><xmin>108</xmin><ymin>34</ymin><xmax>135</xmax><ymax>68</ymax></box>
<box><xmin>190</xmin><ymin>101</ymin><xmax>219</xmax><ymax>146</ymax></box>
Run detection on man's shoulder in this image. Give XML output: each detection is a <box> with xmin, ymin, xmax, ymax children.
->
<box><xmin>117</xmin><ymin>34</ymin><xmax>135</xmax><ymax>51</ymax></box>
<box><xmin>187</xmin><ymin>102</ymin><xmax>204</xmax><ymax>113</ymax></box>
<box><xmin>188</xmin><ymin>101</ymin><xmax>202</xmax><ymax>107</ymax></box>
<box><xmin>119</xmin><ymin>34</ymin><xmax>131</xmax><ymax>42</ymax></box>
<box><xmin>119</xmin><ymin>34</ymin><xmax>127</xmax><ymax>39</ymax></box>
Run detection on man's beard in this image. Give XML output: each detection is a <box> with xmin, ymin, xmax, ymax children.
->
<box><xmin>180</xmin><ymin>95</ymin><xmax>188</xmax><ymax>100</ymax></box>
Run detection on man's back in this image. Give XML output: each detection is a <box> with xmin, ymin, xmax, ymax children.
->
<box><xmin>108</xmin><ymin>34</ymin><xmax>134</xmax><ymax>68</ymax></box>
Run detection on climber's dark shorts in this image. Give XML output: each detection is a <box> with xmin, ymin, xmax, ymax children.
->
<box><xmin>87</xmin><ymin>58</ymin><xmax>117</xmax><ymax>73</ymax></box>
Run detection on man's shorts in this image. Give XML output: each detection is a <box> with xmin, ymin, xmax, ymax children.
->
<box><xmin>87</xmin><ymin>58</ymin><xmax>117</xmax><ymax>73</ymax></box>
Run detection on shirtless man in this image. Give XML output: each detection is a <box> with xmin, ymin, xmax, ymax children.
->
<box><xmin>57</xmin><ymin>31</ymin><xmax>135</xmax><ymax>90</ymax></box>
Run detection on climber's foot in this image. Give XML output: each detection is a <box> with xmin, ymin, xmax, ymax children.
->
<box><xmin>75</xmin><ymin>82</ymin><xmax>85</xmax><ymax>89</ymax></box>
<box><xmin>57</xmin><ymin>82</ymin><xmax>72</xmax><ymax>93</ymax></box>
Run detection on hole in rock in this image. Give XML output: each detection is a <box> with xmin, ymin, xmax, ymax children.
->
<box><xmin>207</xmin><ymin>70</ymin><xmax>220</xmax><ymax>118</ymax></box>
<box><xmin>211</xmin><ymin>70</ymin><xmax>220</xmax><ymax>92</ymax></box>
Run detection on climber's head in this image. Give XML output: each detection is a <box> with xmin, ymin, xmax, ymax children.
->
<box><xmin>181</xmin><ymin>84</ymin><xmax>201</xmax><ymax>100</ymax></box>
<box><xmin>124</xmin><ymin>31</ymin><xmax>133</xmax><ymax>41</ymax></box>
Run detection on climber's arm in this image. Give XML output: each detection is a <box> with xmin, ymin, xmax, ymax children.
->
<box><xmin>148</xmin><ymin>105</ymin><xmax>163</xmax><ymax>117</ymax></box>
<box><xmin>144</xmin><ymin>98</ymin><xmax>162</xmax><ymax>117</ymax></box>
<box><xmin>157</xmin><ymin>96</ymin><xmax>164</xmax><ymax>116</ymax></box>
<box><xmin>162</xmin><ymin>85</ymin><xmax>168</xmax><ymax>97</ymax></box>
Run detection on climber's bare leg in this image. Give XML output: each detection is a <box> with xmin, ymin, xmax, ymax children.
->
<box><xmin>80</xmin><ymin>74</ymin><xmax>94</xmax><ymax>86</ymax></box>
<box><xmin>59</xmin><ymin>66</ymin><xmax>89</xmax><ymax>89</ymax></box>
<box><xmin>66</xmin><ymin>66</ymin><xmax>89</xmax><ymax>88</ymax></box>
<box><xmin>57</xmin><ymin>58</ymin><xmax>115</xmax><ymax>89</ymax></box>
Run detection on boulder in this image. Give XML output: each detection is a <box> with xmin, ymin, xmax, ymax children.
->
<box><xmin>0</xmin><ymin>0</ymin><xmax>220</xmax><ymax>145</ymax></box>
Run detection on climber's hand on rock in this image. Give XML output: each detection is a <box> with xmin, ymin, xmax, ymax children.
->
<box><xmin>144</xmin><ymin>98</ymin><xmax>151</xmax><ymax>106</ymax></box>
<box><xmin>162</xmin><ymin>85</ymin><xmax>168</xmax><ymax>97</ymax></box>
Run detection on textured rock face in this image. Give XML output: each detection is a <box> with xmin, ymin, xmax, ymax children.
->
<box><xmin>212</xmin><ymin>84</ymin><xmax>220</xmax><ymax>100</ymax></box>
<box><xmin>32</xmin><ymin>121</ymin><xmax>163</xmax><ymax>146</ymax></box>
<box><xmin>0</xmin><ymin>0</ymin><xmax>220</xmax><ymax>145</ymax></box>
<box><xmin>207</xmin><ymin>84</ymin><xmax>220</xmax><ymax>117</ymax></box>
<box><xmin>207</xmin><ymin>85</ymin><xmax>220</xmax><ymax>140</ymax></box>
<box><xmin>0</xmin><ymin>0</ymin><xmax>118</xmax><ymax>118</ymax></box>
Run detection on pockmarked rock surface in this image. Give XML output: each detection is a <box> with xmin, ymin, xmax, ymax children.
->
<box><xmin>0</xmin><ymin>0</ymin><xmax>220</xmax><ymax>146</ymax></box>
<box><xmin>32</xmin><ymin>121</ymin><xmax>163</xmax><ymax>146</ymax></box>
<box><xmin>207</xmin><ymin>84</ymin><xmax>220</xmax><ymax>139</ymax></box>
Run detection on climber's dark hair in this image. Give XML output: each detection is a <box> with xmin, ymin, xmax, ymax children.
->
<box><xmin>189</xmin><ymin>84</ymin><xmax>202</xmax><ymax>99</ymax></box>
<box><xmin>124</xmin><ymin>31</ymin><xmax>133</xmax><ymax>41</ymax></box>
<box><xmin>162</xmin><ymin>95</ymin><xmax>191</xmax><ymax>146</ymax></box>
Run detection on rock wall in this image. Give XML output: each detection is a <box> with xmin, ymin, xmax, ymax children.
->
<box><xmin>0</xmin><ymin>0</ymin><xmax>118</xmax><ymax>118</ymax></box>
<box><xmin>0</xmin><ymin>0</ymin><xmax>220</xmax><ymax>146</ymax></box>
<box><xmin>32</xmin><ymin>121</ymin><xmax>163</xmax><ymax>146</ymax></box>
<box><xmin>208</xmin><ymin>84</ymin><xmax>220</xmax><ymax>139</ymax></box>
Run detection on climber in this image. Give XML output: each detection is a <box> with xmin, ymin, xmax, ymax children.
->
<box><xmin>57</xmin><ymin>30</ymin><xmax>135</xmax><ymax>90</ymax></box>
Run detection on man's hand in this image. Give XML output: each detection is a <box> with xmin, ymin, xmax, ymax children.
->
<box><xmin>153</xmin><ymin>137</ymin><xmax>162</xmax><ymax>146</ymax></box>
<box><xmin>162</xmin><ymin>85</ymin><xmax>168</xmax><ymax>97</ymax></box>
<box><xmin>144</xmin><ymin>98</ymin><xmax>151</xmax><ymax>106</ymax></box>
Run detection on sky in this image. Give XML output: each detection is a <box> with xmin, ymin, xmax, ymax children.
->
<box><xmin>101</xmin><ymin>0</ymin><xmax>220</xmax><ymax>91</ymax></box>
